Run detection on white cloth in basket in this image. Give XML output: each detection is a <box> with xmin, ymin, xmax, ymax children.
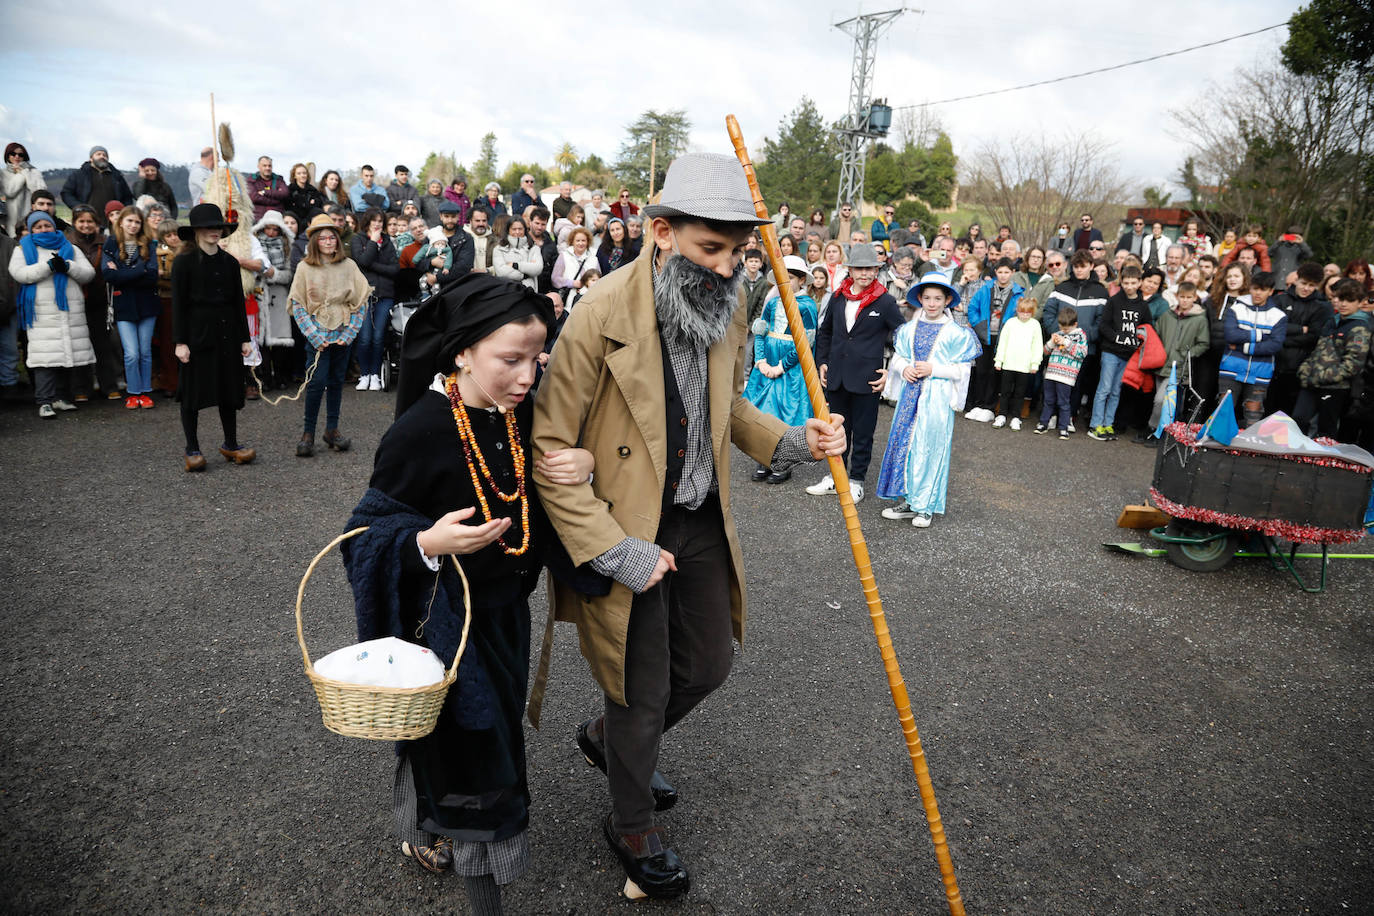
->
<box><xmin>314</xmin><ymin>637</ymin><xmax>445</xmax><ymax>689</ymax></box>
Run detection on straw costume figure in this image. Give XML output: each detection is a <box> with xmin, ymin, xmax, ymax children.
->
<box><xmin>530</xmin><ymin>153</ymin><xmax>847</xmax><ymax>901</ymax></box>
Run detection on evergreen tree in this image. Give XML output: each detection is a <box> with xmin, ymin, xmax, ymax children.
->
<box><xmin>755</xmin><ymin>98</ymin><xmax>838</xmax><ymax>214</ymax></box>
<box><xmin>614</xmin><ymin>110</ymin><xmax>690</xmax><ymax>197</ymax></box>
<box><xmin>471</xmin><ymin>132</ymin><xmax>499</xmax><ymax>191</ymax></box>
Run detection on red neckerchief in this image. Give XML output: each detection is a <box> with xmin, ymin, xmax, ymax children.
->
<box><xmin>837</xmin><ymin>276</ymin><xmax>886</xmax><ymax>309</ymax></box>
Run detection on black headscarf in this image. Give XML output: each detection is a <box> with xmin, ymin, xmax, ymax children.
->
<box><xmin>394</xmin><ymin>273</ymin><xmax>555</xmax><ymax>418</ymax></box>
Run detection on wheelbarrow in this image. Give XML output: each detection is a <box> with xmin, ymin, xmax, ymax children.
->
<box><xmin>1105</xmin><ymin>424</ymin><xmax>1374</xmax><ymax>593</ymax></box>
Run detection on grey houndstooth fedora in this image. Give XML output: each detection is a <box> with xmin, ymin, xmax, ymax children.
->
<box><xmin>641</xmin><ymin>153</ymin><xmax>771</xmax><ymax>225</ymax></box>
<box><xmin>846</xmin><ymin>243</ymin><xmax>881</xmax><ymax>268</ymax></box>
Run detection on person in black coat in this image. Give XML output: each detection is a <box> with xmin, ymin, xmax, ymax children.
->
<box><xmin>340</xmin><ymin>274</ymin><xmax>589</xmax><ymax>913</ymax></box>
<box><xmin>284</xmin><ymin>163</ymin><xmax>325</xmax><ymax>225</ymax></box>
<box><xmin>171</xmin><ymin>204</ymin><xmax>254</xmax><ymax>471</ymax></box>
<box><xmin>350</xmin><ymin>208</ymin><xmax>400</xmax><ymax>391</ymax></box>
<box><xmin>1266</xmin><ymin>262</ymin><xmax>1334</xmax><ymax>416</ymax></box>
<box><xmin>60</xmin><ymin>147</ymin><xmax>133</xmax><ymax>227</ymax></box>
<box><xmin>809</xmin><ymin>244</ymin><xmax>904</xmax><ymax>502</ymax></box>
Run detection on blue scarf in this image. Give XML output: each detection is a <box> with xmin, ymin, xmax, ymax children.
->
<box><xmin>17</xmin><ymin>231</ymin><xmax>75</xmax><ymax>330</ymax></box>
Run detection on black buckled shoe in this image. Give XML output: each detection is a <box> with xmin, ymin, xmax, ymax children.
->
<box><xmin>577</xmin><ymin>717</ymin><xmax>678</xmax><ymax>812</ymax></box>
<box><xmin>752</xmin><ymin>463</ymin><xmax>769</xmax><ymax>482</ymax></box>
<box><xmin>401</xmin><ymin>836</ymin><xmax>453</xmax><ymax>874</ymax></box>
<box><xmin>603</xmin><ymin>814</ymin><xmax>690</xmax><ymax>900</ymax></box>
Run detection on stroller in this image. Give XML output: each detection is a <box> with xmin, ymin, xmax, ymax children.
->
<box><xmin>380</xmin><ymin>296</ymin><xmax>424</xmax><ymax>391</ymax></box>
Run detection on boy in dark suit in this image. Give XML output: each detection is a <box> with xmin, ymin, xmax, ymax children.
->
<box><xmin>808</xmin><ymin>243</ymin><xmax>905</xmax><ymax>502</ymax></box>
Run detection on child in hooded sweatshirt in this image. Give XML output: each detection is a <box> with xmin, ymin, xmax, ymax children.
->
<box><xmin>1144</xmin><ymin>281</ymin><xmax>1211</xmax><ymax>439</ymax></box>
<box><xmin>1090</xmin><ymin>264</ymin><xmax>1151</xmax><ymax>440</ymax></box>
<box><xmin>992</xmin><ymin>296</ymin><xmax>1042</xmax><ymax>429</ymax></box>
<box><xmin>1219</xmin><ymin>271</ymin><xmax>1288</xmax><ymax>427</ymax></box>
<box><xmin>1294</xmin><ymin>278</ymin><xmax>1371</xmax><ymax>438</ymax></box>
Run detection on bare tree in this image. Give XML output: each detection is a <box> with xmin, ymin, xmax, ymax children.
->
<box><xmin>1170</xmin><ymin>63</ymin><xmax>1374</xmax><ymax>259</ymax></box>
<box><xmin>962</xmin><ymin>132</ymin><xmax>1131</xmax><ymax>247</ymax></box>
<box><xmin>893</xmin><ymin>106</ymin><xmax>946</xmax><ymax>150</ymax></box>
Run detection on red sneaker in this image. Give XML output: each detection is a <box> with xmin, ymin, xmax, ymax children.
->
<box><xmin>125</xmin><ymin>395</ymin><xmax>140</xmax><ymax>410</ymax></box>
<box><xmin>139</xmin><ymin>394</ymin><xmax>155</xmax><ymax>409</ymax></box>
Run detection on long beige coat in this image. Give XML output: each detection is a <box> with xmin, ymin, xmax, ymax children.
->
<box><xmin>531</xmin><ymin>243</ymin><xmax>789</xmax><ymax>713</ymax></box>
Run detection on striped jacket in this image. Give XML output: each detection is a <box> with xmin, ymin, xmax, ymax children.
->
<box><xmin>1219</xmin><ymin>300</ymin><xmax>1288</xmax><ymax>384</ymax></box>
<box><xmin>1041</xmin><ymin>277</ymin><xmax>1109</xmax><ymax>354</ymax></box>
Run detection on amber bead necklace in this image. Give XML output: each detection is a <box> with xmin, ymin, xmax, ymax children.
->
<box><xmin>445</xmin><ymin>372</ymin><xmax>530</xmax><ymax>556</ymax></box>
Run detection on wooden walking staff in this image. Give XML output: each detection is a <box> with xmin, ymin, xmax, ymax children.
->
<box><xmin>726</xmin><ymin>114</ymin><xmax>967</xmax><ymax>916</ymax></box>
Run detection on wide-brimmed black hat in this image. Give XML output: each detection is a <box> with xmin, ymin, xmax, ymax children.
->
<box><xmin>177</xmin><ymin>203</ymin><xmax>239</xmax><ymax>240</ymax></box>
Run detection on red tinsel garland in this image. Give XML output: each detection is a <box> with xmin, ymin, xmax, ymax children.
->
<box><xmin>1150</xmin><ymin>487</ymin><xmax>1368</xmax><ymax>545</ymax></box>
<box><xmin>1164</xmin><ymin>422</ymin><xmax>1374</xmax><ymax>475</ymax></box>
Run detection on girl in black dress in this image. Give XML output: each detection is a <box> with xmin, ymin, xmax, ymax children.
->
<box><xmin>171</xmin><ymin>204</ymin><xmax>254</xmax><ymax>471</ymax></box>
<box><xmin>342</xmin><ymin>273</ymin><xmax>590</xmax><ymax>915</ymax></box>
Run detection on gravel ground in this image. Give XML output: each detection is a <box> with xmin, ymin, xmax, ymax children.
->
<box><xmin>1</xmin><ymin>388</ymin><xmax>1370</xmax><ymax>915</ymax></box>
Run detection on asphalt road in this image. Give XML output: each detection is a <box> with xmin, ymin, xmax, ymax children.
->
<box><xmin>1</xmin><ymin>386</ymin><xmax>1370</xmax><ymax>915</ymax></box>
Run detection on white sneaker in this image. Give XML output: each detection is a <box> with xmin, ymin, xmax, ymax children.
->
<box><xmin>1009</xmin><ymin>418</ymin><xmax>1022</xmax><ymax>431</ymax></box>
<box><xmin>912</xmin><ymin>513</ymin><xmax>933</xmax><ymax>528</ymax></box>
<box><xmin>975</xmin><ymin>408</ymin><xmax>993</xmax><ymax>422</ymax></box>
<box><xmin>52</xmin><ymin>399</ymin><xmax>77</xmax><ymax>411</ymax></box>
<box><xmin>1067</xmin><ymin>422</ymin><xmax>1076</xmax><ymax>434</ymax></box>
<box><xmin>806</xmin><ymin>475</ymin><xmax>835</xmax><ymax>495</ymax></box>
<box><xmin>368</xmin><ymin>374</ymin><xmax>382</xmax><ymax>391</ymax></box>
<box><xmin>850</xmin><ymin>482</ymin><xmax>864</xmax><ymax>503</ymax></box>
<box><xmin>356</xmin><ymin>376</ymin><xmax>370</xmax><ymax>391</ymax></box>
<box><xmin>1047</xmin><ymin>416</ymin><xmax>1057</xmax><ymax>429</ymax></box>
<box><xmin>38</xmin><ymin>403</ymin><xmax>56</xmax><ymax>419</ymax></box>
<box><xmin>881</xmin><ymin>501</ymin><xmax>917</xmax><ymax>520</ymax></box>
<box><xmin>964</xmin><ymin>408</ymin><xmax>980</xmax><ymax>420</ymax></box>
<box><xmin>992</xmin><ymin>414</ymin><xmax>1007</xmax><ymax>428</ymax></box>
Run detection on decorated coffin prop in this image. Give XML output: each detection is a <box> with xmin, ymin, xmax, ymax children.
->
<box><xmin>1151</xmin><ymin>415</ymin><xmax>1374</xmax><ymax>545</ymax></box>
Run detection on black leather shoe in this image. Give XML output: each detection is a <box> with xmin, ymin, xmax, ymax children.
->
<box><xmin>752</xmin><ymin>464</ymin><xmax>769</xmax><ymax>482</ymax></box>
<box><xmin>577</xmin><ymin>718</ymin><xmax>678</xmax><ymax>812</ymax></box>
<box><xmin>401</xmin><ymin>836</ymin><xmax>453</xmax><ymax>873</ymax></box>
<box><xmin>764</xmin><ymin>469</ymin><xmax>791</xmax><ymax>484</ymax></box>
<box><xmin>602</xmin><ymin>814</ymin><xmax>690</xmax><ymax>900</ymax></box>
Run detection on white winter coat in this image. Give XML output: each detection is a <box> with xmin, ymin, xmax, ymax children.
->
<box><xmin>1</xmin><ymin>164</ymin><xmax>48</xmax><ymax>237</ymax></box>
<box><xmin>490</xmin><ymin>237</ymin><xmax>543</xmax><ymax>290</ymax></box>
<box><xmin>9</xmin><ymin>245</ymin><xmax>96</xmax><ymax>368</ymax></box>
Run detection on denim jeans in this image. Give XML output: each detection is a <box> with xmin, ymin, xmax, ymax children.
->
<box><xmin>116</xmin><ymin>315</ymin><xmax>158</xmax><ymax>395</ymax></box>
<box><xmin>1091</xmin><ymin>351</ymin><xmax>1129</xmax><ymax>429</ymax></box>
<box><xmin>0</xmin><ymin>311</ymin><xmax>18</xmax><ymax>386</ymax></box>
<box><xmin>303</xmin><ymin>342</ymin><xmax>349</xmax><ymax>434</ymax></box>
<box><xmin>1040</xmin><ymin>379</ymin><xmax>1074</xmax><ymax>428</ymax></box>
<box><xmin>354</xmin><ymin>297</ymin><xmax>391</xmax><ymax>376</ymax></box>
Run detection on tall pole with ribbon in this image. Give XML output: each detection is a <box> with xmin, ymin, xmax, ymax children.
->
<box><xmin>726</xmin><ymin>114</ymin><xmax>967</xmax><ymax>916</ymax></box>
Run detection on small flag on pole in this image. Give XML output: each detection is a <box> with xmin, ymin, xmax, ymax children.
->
<box><xmin>1197</xmin><ymin>390</ymin><xmax>1239</xmax><ymax>445</ymax></box>
<box><xmin>1154</xmin><ymin>362</ymin><xmax>1177</xmax><ymax>438</ymax></box>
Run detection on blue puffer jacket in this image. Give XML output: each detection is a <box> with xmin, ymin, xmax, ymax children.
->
<box><xmin>965</xmin><ymin>279</ymin><xmax>1024</xmax><ymax>344</ymax></box>
<box><xmin>100</xmin><ymin>236</ymin><xmax>160</xmax><ymax>322</ymax></box>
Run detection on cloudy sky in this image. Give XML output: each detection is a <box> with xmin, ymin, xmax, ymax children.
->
<box><xmin>1</xmin><ymin>0</ymin><xmax>1299</xmax><ymax>200</ymax></box>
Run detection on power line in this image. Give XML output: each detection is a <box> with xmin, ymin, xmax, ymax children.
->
<box><xmin>893</xmin><ymin>23</ymin><xmax>1287</xmax><ymax>110</ymax></box>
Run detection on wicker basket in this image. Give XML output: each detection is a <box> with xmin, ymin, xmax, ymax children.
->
<box><xmin>295</xmin><ymin>526</ymin><xmax>471</xmax><ymax>741</ymax></box>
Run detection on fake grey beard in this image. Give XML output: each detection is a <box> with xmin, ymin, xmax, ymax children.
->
<box><xmin>654</xmin><ymin>254</ymin><xmax>743</xmax><ymax>352</ymax></box>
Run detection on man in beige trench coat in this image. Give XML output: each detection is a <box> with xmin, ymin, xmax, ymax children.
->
<box><xmin>532</xmin><ymin>153</ymin><xmax>847</xmax><ymax>900</ymax></box>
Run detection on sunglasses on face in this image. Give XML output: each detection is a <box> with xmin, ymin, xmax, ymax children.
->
<box><xmin>1090</xmin><ymin>245</ymin><xmax>1104</xmax><ymax>251</ymax></box>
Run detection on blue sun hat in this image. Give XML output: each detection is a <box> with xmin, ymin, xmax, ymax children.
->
<box><xmin>906</xmin><ymin>273</ymin><xmax>961</xmax><ymax>309</ymax></box>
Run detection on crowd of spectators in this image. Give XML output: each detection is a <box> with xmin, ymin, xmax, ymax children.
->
<box><xmin>2</xmin><ymin>138</ymin><xmax>1371</xmax><ymax>455</ymax></box>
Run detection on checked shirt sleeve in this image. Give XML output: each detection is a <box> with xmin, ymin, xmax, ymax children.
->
<box><xmin>590</xmin><ymin>536</ymin><xmax>661</xmax><ymax>594</ymax></box>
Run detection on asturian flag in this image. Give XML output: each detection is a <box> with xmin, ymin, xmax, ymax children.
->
<box><xmin>1196</xmin><ymin>389</ymin><xmax>1240</xmax><ymax>445</ymax></box>
<box><xmin>1154</xmin><ymin>362</ymin><xmax>1178</xmax><ymax>437</ymax></box>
